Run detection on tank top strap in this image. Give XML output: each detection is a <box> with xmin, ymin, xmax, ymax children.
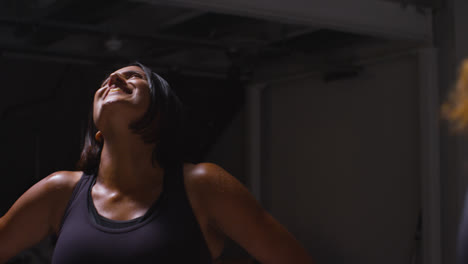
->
<box><xmin>56</xmin><ymin>173</ymin><xmax>92</xmax><ymax>236</ymax></box>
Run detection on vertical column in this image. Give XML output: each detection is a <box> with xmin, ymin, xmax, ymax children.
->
<box><xmin>418</xmin><ymin>48</ymin><xmax>441</xmax><ymax>264</ymax></box>
<box><xmin>246</xmin><ymin>83</ymin><xmax>268</xmax><ymax>202</ymax></box>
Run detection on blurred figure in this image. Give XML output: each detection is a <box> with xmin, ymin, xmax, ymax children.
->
<box><xmin>442</xmin><ymin>59</ymin><xmax>468</xmax><ymax>264</ymax></box>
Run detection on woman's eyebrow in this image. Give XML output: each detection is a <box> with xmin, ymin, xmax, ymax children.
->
<box><xmin>122</xmin><ymin>70</ymin><xmax>147</xmax><ymax>79</ymax></box>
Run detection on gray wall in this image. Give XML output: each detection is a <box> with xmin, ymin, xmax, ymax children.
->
<box><xmin>263</xmin><ymin>54</ymin><xmax>421</xmax><ymax>263</ymax></box>
<box><xmin>206</xmin><ymin>108</ymin><xmax>246</xmax><ymax>183</ymax></box>
<box><xmin>210</xmin><ymin>54</ymin><xmax>422</xmax><ymax>263</ymax></box>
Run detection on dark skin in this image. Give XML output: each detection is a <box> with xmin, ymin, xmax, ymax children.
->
<box><xmin>0</xmin><ymin>66</ymin><xmax>314</xmax><ymax>264</ymax></box>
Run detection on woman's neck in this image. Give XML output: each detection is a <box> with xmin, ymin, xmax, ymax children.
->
<box><xmin>96</xmin><ymin>129</ymin><xmax>163</xmax><ymax>194</ymax></box>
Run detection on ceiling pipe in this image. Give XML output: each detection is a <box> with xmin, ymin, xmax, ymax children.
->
<box><xmin>0</xmin><ymin>48</ymin><xmax>241</xmax><ymax>80</ymax></box>
<box><xmin>0</xmin><ymin>16</ymin><xmax>228</xmax><ymax>50</ymax></box>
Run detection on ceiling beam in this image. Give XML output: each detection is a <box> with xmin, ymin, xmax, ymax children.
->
<box><xmin>155</xmin><ymin>10</ymin><xmax>206</xmax><ymax>30</ymax></box>
<box><xmin>0</xmin><ymin>16</ymin><xmax>225</xmax><ymax>49</ymax></box>
<box><xmin>130</xmin><ymin>0</ymin><xmax>432</xmax><ymax>42</ymax></box>
<box><xmin>0</xmin><ymin>47</ymin><xmax>232</xmax><ymax>79</ymax></box>
<box><xmin>265</xmin><ymin>28</ymin><xmax>320</xmax><ymax>46</ymax></box>
<box><xmin>383</xmin><ymin>0</ymin><xmax>441</xmax><ymax>9</ymax></box>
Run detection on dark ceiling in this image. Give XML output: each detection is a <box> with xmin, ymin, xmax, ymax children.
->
<box><xmin>0</xmin><ymin>0</ymin><xmax>380</xmax><ymax>77</ymax></box>
<box><xmin>384</xmin><ymin>0</ymin><xmax>441</xmax><ymax>8</ymax></box>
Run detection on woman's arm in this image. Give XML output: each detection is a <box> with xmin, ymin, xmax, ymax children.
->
<box><xmin>187</xmin><ymin>163</ymin><xmax>314</xmax><ymax>264</ymax></box>
<box><xmin>0</xmin><ymin>171</ymin><xmax>81</xmax><ymax>263</ymax></box>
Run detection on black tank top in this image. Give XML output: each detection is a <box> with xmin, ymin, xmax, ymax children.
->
<box><xmin>51</xmin><ymin>164</ymin><xmax>213</xmax><ymax>264</ymax></box>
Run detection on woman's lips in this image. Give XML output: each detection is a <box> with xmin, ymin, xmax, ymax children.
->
<box><xmin>109</xmin><ymin>87</ymin><xmax>123</xmax><ymax>93</ymax></box>
<box><xmin>108</xmin><ymin>84</ymin><xmax>132</xmax><ymax>94</ymax></box>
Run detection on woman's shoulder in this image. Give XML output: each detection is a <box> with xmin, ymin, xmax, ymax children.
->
<box><xmin>183</xmin><ymin>162</ymin><xmax>229</xmax><ymax>186</ymax></box>
<box><xmin>0</xmin><ymin>171</ymin><xmax>85</xmax><ymax>239</ymax></box>
<box><xmin>182</xmin><ymin>162</ymin><xmax>245</xmax><ymax>199</ymax></box>
<box><xmin>183</xmin><ymin>162</ymin><xmax>221</xmax><ymax>176</ymax></box>
<box><xmin>41</xmin><ymin>171</ymin><xmax>84</xmax><ymax>233</ymax></box>
<box><xmin>41</xmin><ymin>170</ymin><xmax>84</xmax><ymax>193</ymax></box>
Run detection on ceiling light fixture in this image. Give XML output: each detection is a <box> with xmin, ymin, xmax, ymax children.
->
<box><xmin>105</xmin><ymin>35</ymin><xmax>123</xmax><ymax>52</ymax></box>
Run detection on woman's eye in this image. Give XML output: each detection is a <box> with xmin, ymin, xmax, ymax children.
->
<box><xmin>130</xmin><ymin>73</ymin><xmax>143</xmax><ymax>79</ymax></box>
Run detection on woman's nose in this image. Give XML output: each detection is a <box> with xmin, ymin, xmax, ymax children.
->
<box><xmin>108</xmin><ymin>73</ymin><xmax>126</xmax><ymax>86</ymax></box>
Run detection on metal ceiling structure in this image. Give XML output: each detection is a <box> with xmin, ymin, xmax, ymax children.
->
<box><xmin>0</xmin><ymin>0</ymin><xmax>392</xmax><ymax>79</ymax></box>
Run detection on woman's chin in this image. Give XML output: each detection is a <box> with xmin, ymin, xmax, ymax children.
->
<box><xmin>102</xmin><ymin>95</ymin><xmax>129</xmax><ymax>105</ymax></box>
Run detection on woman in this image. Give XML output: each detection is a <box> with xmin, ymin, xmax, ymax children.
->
<box><xmin>0</xmin><ymin>62</ymin><xmax>314</xmax><ymax>264</ymax></box>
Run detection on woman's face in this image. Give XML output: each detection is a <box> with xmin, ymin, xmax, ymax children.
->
<box><xmin>93</xmin><ymin>66</ymin><xmax>151</xmax><ymax>130</ymax></box>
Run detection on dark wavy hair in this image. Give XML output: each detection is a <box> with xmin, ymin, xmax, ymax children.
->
<box><xmin>76</xmin><ymin>62</ymin><xmax>184</xmax><ymax>174</ymax></box>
